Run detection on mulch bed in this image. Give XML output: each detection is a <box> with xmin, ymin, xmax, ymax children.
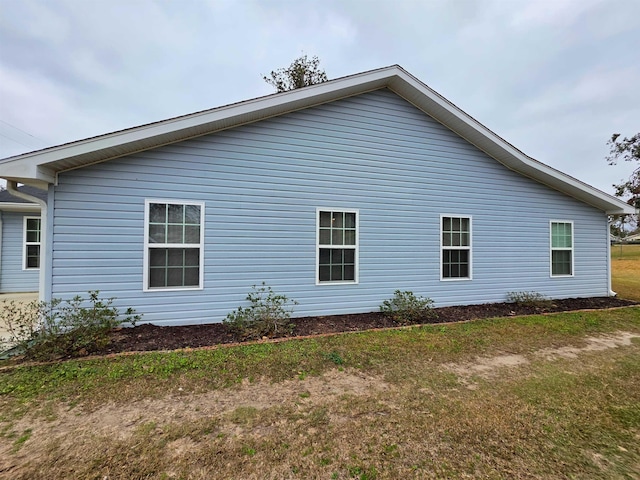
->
<box><xmin>104</xmin><ymin>297</ymin><xmax>637</xmax><ymax>355</ymax></box>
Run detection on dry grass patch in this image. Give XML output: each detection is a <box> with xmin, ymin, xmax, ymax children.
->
<box><xmin>611</xmin><ymin>243</ymin><xmax>640</xmax><ymax>301</ymax></box>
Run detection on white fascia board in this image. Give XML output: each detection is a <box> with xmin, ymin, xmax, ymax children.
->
<box><xmin>0</xmin><ymin>202</ymin><xmax>41</xmax><ymax>213</ymax></box>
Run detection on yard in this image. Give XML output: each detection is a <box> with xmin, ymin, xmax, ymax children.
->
<box><xmin>0</xmin><ymin>249</ymin><xmax>638</xmax><ymax>479</ymax></box>
<box><xmin>611</xmin><ymin>243</ymin><xmax>640</xmax><ymax>301</ymax></box>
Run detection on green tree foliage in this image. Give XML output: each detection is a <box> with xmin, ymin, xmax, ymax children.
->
<box><xmin>607</xmin><ymin>132</ymin><xmax>640</xmax><ymax>208</ymax></box>
<box><xmin>607</xmin><ymin>133</ymin><xmax>640</xmax><ymax>234</ymax></box>
<box><xmin>263</xmin><ymin>55</ymin><xmax>328</xmax><ymax>92</ymax></box>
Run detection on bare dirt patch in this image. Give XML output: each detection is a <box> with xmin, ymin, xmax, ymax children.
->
<box><xmin>0</xmin><ymin>368</ymin><xmax>390</xmax><ymax>475</ymax></box>
<box><xmin>444</xmin><ymin>330</ymin><xmax>640</xmax><ymax>382</ymax></box>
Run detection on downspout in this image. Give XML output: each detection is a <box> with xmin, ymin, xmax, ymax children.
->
<box><xmin>6</xmin><ymin>181</ymin><xmax>47</xmax><ymax>302</ymax></box>
<box><xmin>607</xmin><ymin>217</ymin><xmax>615</xmax><ymax>297</ymax></box>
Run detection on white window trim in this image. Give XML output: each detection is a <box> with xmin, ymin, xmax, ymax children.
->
<box><xmin>315</xmin><ymin>207</ymin><xmax>359</xmax><ymax>285</ymax></box>
<box><xmin>440</xmin><ymin>214</ymin><xmax>473</xmax><ymax>281</ymax></box>
<box><xmin>143</xmin><ymin>199</ymin><xmax>205</xmax><ymax>292</ymax></box>
<box><xmin>549</xmin><ymin>220</ymin><xmax>574</xmax><ymax>278</ymax></box>
<box><xmin>23</xmin><ymin>216</ymin><xmax>41</xmax><ymax>271</ymax></box>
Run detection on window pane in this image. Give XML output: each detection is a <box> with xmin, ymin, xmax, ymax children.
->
<box><xmin>26</xmin><ymin>219</ymin><xmax>41</xmax><ymax>242</ymax></box>
<box><xmin>443</xmin><ymin>217</ymin><xmax>451</xmax><ymax>231</ymax></box>
<box><xmin>149</xmin><ymin>268</ymin><xmax>166</xmax><ymax>288</ymax></box>
<box><xmin>461</xmin><ymin>233</ymin><xmax>470</xmax><ymax>246</ymax></box>
<box><xmin>451</xmin><ymin>264</ymin><xmax>460</xmax><ymax>277</ymax></box>
<box><xmin>185</xmin><ymin>225</ymin><xmax>200</xmax><ymax>243</ymax></box>
<box><xmin>184</xmin><ymin>205</ymin><xmax>201</xmax><ymax>224</ymax></box>
<box><xmin>26</xmin><ymin>245</ymin><xmax>40</xmax><ymax>268</ymax></box>
<box><xmin>319</xmin><ymin>229</ymin><xmax>331</xmax><ymax>245</ymax></box>
<box><xmin>459</xmin><ymin>264</ymin><xmax>469</xmax><ymax>278</ymax></box>
<box><xmin>331</xmin><ymin>249</ymin><xmax>343</xmax><ymax>264</ymax></box>
<box><xmin>184</xmin><ymin>267</ymin><xmax>199</xmax><ymax>286</ymax></box>
<box><xmin>344</xmin><ymin>213</ymin><xmax>356</xmax><ymax>228</ymax></box>
<box><xmin>332</xmin><ymin>229</ymin><xmax>343</xmax><ymax>245</ymax></box>
<box><xmin>343</xmin><ymin>249</ymin><xmax>355</xmax><ymax>264</ymax></box>
<box><xmin>149</xmin><ymin>224</ymin><xmax>166</xmax><ymax>244</ymax></box>
<box><xmin>333</xmin><ymin>212</ymin><xmax>344</xmax><ymax>228</ymax></box>
<box><xmin>452</xmin><ymin>233</ymin><xmax>461</xmax><ymax>247</ymax></box>
<box><xmin>167</xmin><ymin>268</ymin><xmax>183</xmax><ymax>287</ymax></box>
<box><xmin>331</xmin><ymin>265</ymin><xmax>343</xmax><ymax>281</ymax></box>
<box><xmin>150</xmin><ymin>203</ymin><xmax>166</xmax><ymax>223</ymax></box>
<box><xmin>452</xmin><ymin>217</ymin><xmax>460</xmax><ymax>231</ymax></box>
<box><xmin>319</xmin><ymin>265</ymin><xmax>330</xmax><ymax>282</ymax></box>
<box><xmin>442</xmin><ymin>248</ymin><xmax>470</xmax><ymax>278</ymax></box>
<box><xmin>552</xmin><ymin>250</ymin><xmax>572</xmax><ymax>275</ymax></box>
<box><xmin>167</xmin><ymin>225</ymin><xmax>184</xmax><ymax>243</ymax></box>
<box><xmin>319</xmin><ymin>211</ymin><xmax>332</xmax><ymax>227</ymax></box>
<box><xmin>442</xmin><ymin>232</ymin><xmax>451</xmax><ymax>246</ymax></box>
<box><xmin>319</xmin><ymin>249</ymin><xmax>330</xmax><ymax>264</ymax></box>
<box><xmin>150</xmin><ymin>248</ymin><xmax>167</xmax><ymax>267</ymax></box>
<box><xmin>344</xmin><ymin>230</ymin><xmax>356</xmax><ymax>245</ymax></box>
<box><xmin>551</xmin><ymin>222</ymin><xmax>572</xmax><ymax>248</ymax></box>
<box><xmin>184</xmin><ymin>248</ymin><xmax>199</xmax><ymax>267</ymax></box>
<box><xmin>168</xmin><ymin>204</ymin><xmax>184</xmax><ymax>223</ymax></box>
<box><xmin>460</xmin><ymin>218</ymin><xmax>469</xmax><ymax>232</ymax></box>
<box><xmin>167</xmin><ymin>249</ymin><xmax>184</xmax><ymax>266</ymax></box>
<box><xmin>344</xmin><ymin>265</ymin><xmax>355</xmax><ymax>281</ymax></box>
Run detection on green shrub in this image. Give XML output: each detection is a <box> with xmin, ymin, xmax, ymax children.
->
<box><xmin>224</xmin><ymin>283</ymin><xmax>298</xmax><ymax>340</ymax></box>
<box><xmin>380</xmin><ymin>290</ymin><xmax>437</xmax><ymax>325</ymax></box>
<box><xmin>1</xmin><ymin>291</ymin><xmax>140</xmax><ymax>361</ymax></box>
<box><xmin>506</xmin><ymin>291</ymin><xmax>553</xmax><ymax>309</ymax></box>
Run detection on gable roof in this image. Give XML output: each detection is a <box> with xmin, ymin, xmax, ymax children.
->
<box><xmin>0</xmin><ymin>184</ymin><xmax>45</xmax><ymax>212</ymax></box>
<box><xmin>0</xmin><ymin>65</ymin><xmax>634</xmax><ymax>215</ymax></box>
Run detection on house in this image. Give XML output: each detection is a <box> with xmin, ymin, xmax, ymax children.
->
<box><xmin>0</xmin><ymin>185</ymin><xmax>45</xmax><ymax>294</ymax></box>
<box><xmin>0</xmin><ymin>66</ymin><xmax>634</xmax><ymax>326</ymax></box>
<box><xmin>624</xmin><ymin>232</ymin><xmax>640</xmax><ymax>243</ymax></box>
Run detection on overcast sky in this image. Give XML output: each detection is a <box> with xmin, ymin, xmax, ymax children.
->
<box><xmin>0</xmin><ymin>0</ymin><xmax>638</xmax><ymax>197</ymax></box>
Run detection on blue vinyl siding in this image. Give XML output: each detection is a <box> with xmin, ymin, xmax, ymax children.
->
<box><xmin>50</xmin><ymin>89</ymin><xmax>609</xmax><ymax>325</ymax></box>
<box><xmin>0</xmin><ymin>211</ymin><xmax>39</xmax><ymax>293</ymax></box>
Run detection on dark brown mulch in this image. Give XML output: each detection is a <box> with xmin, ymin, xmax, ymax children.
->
<box><xmin>104</xmin><ymin>297</ymin><xmax>637</xmax><ymax>355</ymax></box>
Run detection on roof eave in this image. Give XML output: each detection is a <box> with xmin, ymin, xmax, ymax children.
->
<box><xmin>0</xmin><ymin>65</ymin><xmax>632</xmax><ymax>215</ymax></box>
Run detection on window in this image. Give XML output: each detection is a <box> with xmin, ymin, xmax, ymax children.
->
<box><xmin>441</xmin><ymin>215</ymin><xmax>472</xmax><ymax>280</ymax></box>
<box><xmin>550</xmin><ymin>221</ymin><xmax>573</xmax><ymax>276</ymax></box>
<box><xmin>144</xmin><ymin>200</ymin><xmax>204</xmax><ymax>290</ymax></box>
<box><xmin>23</xmin><ymin>217</ymin><xmax>41</xmax><ymax>270</ymax></box>
<box><xmin>317</xmin><ymin>209</ymin><xmax>358</xmax><ymax>284</ymax></box>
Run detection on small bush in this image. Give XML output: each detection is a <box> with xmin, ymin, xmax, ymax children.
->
<box><xmin>224</xmin><ymin>283</ymin><xmax>298</xmax><ymax>340</ymax></box>
<box><xmin>380</xmin><ymin>290</ymin><xmax>437</xmax><ymax>325</ymax></box>
<box><xmin>1</xmin><ymin>291</ymin><xmax>140</xmax><ymax>360</ymax></box>
<box><xmin>506</xmin><ymin>291</ymin><xmax>553</xmax><ymax>309</ymax></box>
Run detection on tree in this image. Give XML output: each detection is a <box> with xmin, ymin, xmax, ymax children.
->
<box><xmin>263</xmin><ymin>55</ymin><xmax>328</xmax><ymax>93</ymax></box>
<box><xmin>607</xmin><ymin>132</ymin><xmax>640</xmax><ymax>207</ymax></box>
<box><xmin>607</xmin><ymin>132</ymin><xmax>640</xmax><ymax>235</ymax></box>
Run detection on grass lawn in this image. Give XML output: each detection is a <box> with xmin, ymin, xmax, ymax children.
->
<box><xmin>611</xmin><ymin>243</ymin><xmax>640</xmax><ymax>301</ymax></box>
<box><xmin>1</xmin><ymin>307</ymin><xmax>639</xmax><ymax>479</ymax></box>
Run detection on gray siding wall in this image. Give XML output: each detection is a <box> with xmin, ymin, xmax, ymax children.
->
<box><xmin>50</xmin><ymin>89</ymin><xmax>609</xmax><ymax>326</ymax></box>
<box><xmin>0</xmin><ymin>211</ymin><xmax>39</xmax><ymax>293</ymax></box>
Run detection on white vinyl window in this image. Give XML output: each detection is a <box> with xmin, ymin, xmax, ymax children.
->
<box><xmin>144</xmin><ymin>200</ymin><xmax>205</xmax><ymax>291</ymax></box>
<box><xmin>550</xmin><ymin>221</ymin><xmax>573</xmax><ymax>277</ymax></box>
<box><xmin>23</xmin><ymin>216</ymin><xmax>41</xmax><ymax>270</ymax></box>
<box><xmin>441</xmin><ymin>215</ymin><xmax>472</xmax><ymax>280</ymax></box>
<box><xmin>316</xmin><ymin>209</ymin><xmax>358</xmax><ymax>284</ymax></box>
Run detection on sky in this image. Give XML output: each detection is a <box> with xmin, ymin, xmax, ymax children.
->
<box><xmin>0</xmin><ymin>0</ymin><xmax>638</xmax><ymax>197</ymax></box>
